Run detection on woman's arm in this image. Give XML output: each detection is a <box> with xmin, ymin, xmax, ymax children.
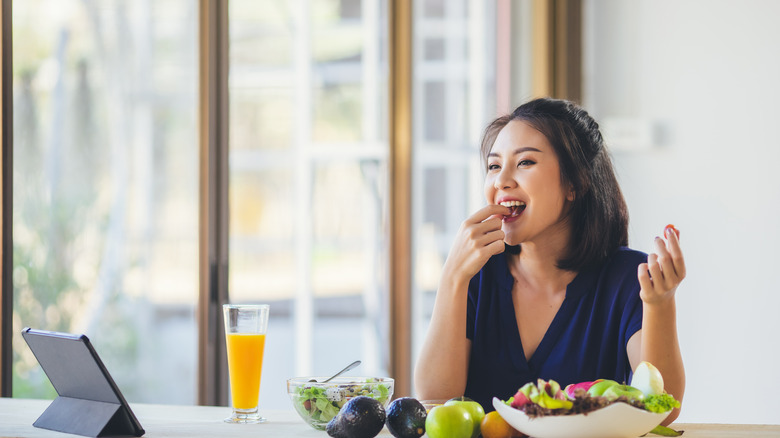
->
<box><xmin>628</xmin><ymin>226</ymin><xmax>686</xmax><ymax>425</ymax></box>
<box><xmin>413</xmin><ymin>274</ymin><xmax>473</xmax><ymax>400</ymax></box>
<box><xmin>414</xmin><ymin>204</ymin><xmax>509</xmax><ymax>400</ymax></box>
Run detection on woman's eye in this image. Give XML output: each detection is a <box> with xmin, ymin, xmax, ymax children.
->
<box><xmin>518</xmin><ymin>159</ymin><xmax>535</xmax><ymax>167</ymax></box>
<box><xmin>487</xmin><ymin>164</ymin><xmax>500</xmax><ymax>171</ymax></box>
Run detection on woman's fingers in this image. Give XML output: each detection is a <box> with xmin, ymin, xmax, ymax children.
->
<box><xmin>480</xmin><ymin>229</ymin><xmax>505</xmax><ymax>244</ymax></box>
<box><xmin>467</xmin><ymin>218</ymin><xmax>502</xmax><ymax>244</ymax></box>
<box><xmin>637</xmin><ymin>225</ymin><xmax>688</xmax><ymax>306</ymax></box>
<box><xmin>655</xmin><ymin>230</ymin><xmax>687</xmax><ymax>282</ymax></box>
<box><xmin>649</xmin><ymin>247</ymin><xmax>680</xmax><ymax>291</ymax></box>
<box><xmin>637</xmin><ymin>262</ymin><xmax>653</xmax><ymax>290</ymax></box>
<box><xmin>646</xmin><ymin>253</ymin><xmax>664</xmax><ymax>286</ymax></box>
<box><xmin>443</xmin><ymin>205</ymin><xmax>513</xmax><ymax>283</ymax></box>
<box><xmin>654</xmin><ymin>237</ymin><xmax>677</xmax><ymax>284</ymax></box>
<box><xmin>467</xmin><ymin>204</ymin><xmax>511</xmax><ymax>225</ymax></box>
<box><xmin>465</xmin><ymin>205</ymin><xmax>509</xmax><ymax>244</ymax></box>
<box><xmin>451</xmin><ymin>206</ymin><xmax>509</xmax><ymax>266</ymax></box>
<box><xmin>639</xmin><ymin>225</ymin><xmax>687</xmax><ymax>303</ymax></box>
<box><xmin>486</xmin><ymin>238</ymin><xmax>507</xmax><ymax>255</ymax></box>
<box><xmin>664</xmin><ymin>227</ymin><xmax>687</xmax><ymax>279</ymax></box>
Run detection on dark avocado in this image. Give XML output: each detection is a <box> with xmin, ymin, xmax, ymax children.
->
<box><xmin>385</xmin><ymin>397</ymin><xmax>427</xmax><ymax>438</ymax></box>
<box><xmin>326</xmin><ymin>396</ymin><xmax>386</xmax><ymax>438</ymax></box>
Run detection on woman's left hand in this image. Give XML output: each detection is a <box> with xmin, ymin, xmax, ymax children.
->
<box><xmin>637</xmin><ymin>225</ymin><xmax>686</xmax><ymax>305</ymax></box>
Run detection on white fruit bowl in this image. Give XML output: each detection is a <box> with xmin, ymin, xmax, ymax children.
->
<box><xmin>493</xmin><ymin>397</ymin><xmax>670</xmax><ymax>438</ymax></box>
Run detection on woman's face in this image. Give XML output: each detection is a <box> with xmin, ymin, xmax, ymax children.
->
<box><xmin>484</xmin><ymin>120</ymin><xmax>574</xmax><ymax>246</ymax></box>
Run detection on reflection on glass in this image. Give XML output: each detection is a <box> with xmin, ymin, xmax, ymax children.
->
<box><xmin>12</xmin><ymin>0</ymin><xmax>198</xmax><ymax>403</ymax></box>
<box><xmin>228</xmin><ymin>0</ymin><xmax>389</xmax><ymax>409</ymax></box>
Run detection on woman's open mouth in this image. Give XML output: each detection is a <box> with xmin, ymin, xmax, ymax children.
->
<box><xmin>500</xmin><ymin>200</ymin><xmax>526</xmax><ymax>218</ymax></box>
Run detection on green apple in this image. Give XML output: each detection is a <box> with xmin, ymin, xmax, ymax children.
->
<box><xmin>602</xmin><ymin>384</ymin><xmax>644</xmax><ymax>401</ymax></box>
<box><xmin>425</xmin><ymin>404</ymin><xmax>473</xmax><ymax>438</ymax></box>
<box><xmin>586</xmin><ymin>379</ymin><xmax>619</xmax><ymax>397</ymax></box>
<box><xmin>631</xmin><ymin>361</ymin><xmax>664</xmax><ymax>397</ymax></box>
<box><xmin>445</xmin><ymin>397</ymin><xmax>485</xmax><ymax>438</ymax></box>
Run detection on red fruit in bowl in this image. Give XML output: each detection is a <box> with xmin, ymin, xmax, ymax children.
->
<box><xmin>510</xmin><ymin>381</ymin><xmax>538</xmax><ymax>408</ymax></box>
<box><xmin>510</xmin><ymin>390</ymin><xmax>531</xmax><ymax>408</ymax></box>
<box><xmin>564</xmin><ymin>380</ymin><xmax>602</xmax><ymax>399</ymax></box>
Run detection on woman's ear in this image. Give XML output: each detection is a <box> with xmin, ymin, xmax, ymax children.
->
<box><xmin>567</xmin><ymin>185</ymin><xmax>576</xmax><ymax>202</ymax></box>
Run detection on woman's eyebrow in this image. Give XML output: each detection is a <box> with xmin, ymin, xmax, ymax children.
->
<box><xmin>488</xmin><ymin>146</ymin><xmax>542</xmax><ymax>158</ymax></box>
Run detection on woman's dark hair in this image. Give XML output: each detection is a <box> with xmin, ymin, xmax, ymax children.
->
<box><xmin>480</xmin><ymin>98</ymin><xmax>629</xmax><ymax>271</ymax></box>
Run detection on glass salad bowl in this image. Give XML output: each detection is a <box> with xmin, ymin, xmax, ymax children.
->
<box><xmin>287</xmin><ymin>376</ymin><xmax>394</xmax><ymax>430</ymax></box>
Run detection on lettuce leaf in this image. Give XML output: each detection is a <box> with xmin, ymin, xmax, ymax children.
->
<box><xmin>643</xmin><ymin>393</ymin><xmax>681</xmax><ymax>414</ymax></box>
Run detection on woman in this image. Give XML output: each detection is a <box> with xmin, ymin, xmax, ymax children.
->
<box><xmin>414</xmin><ymin>98</ymin><xmax>685</xmax><ymax>425</ymax></box>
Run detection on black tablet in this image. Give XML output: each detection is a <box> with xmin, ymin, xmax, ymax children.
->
<box><xmin>22</xmin><ymin>327</ymin><xmax>145</xmax><ymax>437</ymax></box>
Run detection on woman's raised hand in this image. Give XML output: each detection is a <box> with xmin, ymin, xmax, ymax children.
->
<box><xmin>638</xmin><ymin>225</ymin><xmax>686</xmax><ymax>305</ymax></box>
<box><xmin>442</xmin><ymin>204</ymin><xmax>511</xmax><ymax>284</ymax></box>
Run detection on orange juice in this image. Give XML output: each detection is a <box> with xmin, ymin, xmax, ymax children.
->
<box><xmin>226</xmin><ymin>333</ymin><xmax>266</xmax><ymax>409</ymax></box>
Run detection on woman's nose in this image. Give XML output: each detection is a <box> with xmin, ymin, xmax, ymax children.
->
<box><xmin>495</xmin><ymin>166</ymin><xmax>517</xmax><ymax>189</ymax></box>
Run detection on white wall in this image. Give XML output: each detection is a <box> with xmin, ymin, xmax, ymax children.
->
<box><xmin>584</xmin><ymin>0</ymin><xmax>780</xmax><ymax>424</ymax></box>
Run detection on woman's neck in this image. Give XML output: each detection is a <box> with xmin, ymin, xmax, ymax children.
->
<box><xmin>508</xmin><ymin>225</ymin><xmax>576</xmax><ymax>294</ymax></box>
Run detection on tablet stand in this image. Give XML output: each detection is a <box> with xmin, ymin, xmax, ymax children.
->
<box><xmin>34</xmin><ymin>396</ymin><xmax>139</xmax><ymax>437</ymax></box>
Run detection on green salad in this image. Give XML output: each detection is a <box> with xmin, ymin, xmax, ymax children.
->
<box><xmin>292</xmin><ymin>379</ymin><xmax>391</xmax><ymax>427</ymax></box>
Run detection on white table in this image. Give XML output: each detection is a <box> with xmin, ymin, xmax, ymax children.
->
<box><xmin>2</xmin><ymin>398</ymin><xmax>779</xmax><ymax>438</ymax></box>
<box><xmin>0</xmin><ymin>398</ymin><xmax>391</xmax><ymax>438</ymax></box>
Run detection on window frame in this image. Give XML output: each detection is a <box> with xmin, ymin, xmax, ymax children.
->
<box><xmin>0</xmin><ymin>0</ymin><xmax>12</xmax><ymax>398</ymax></box>
<box><xmin>198</xmin><ymin>0</ymin><xmax>230</xmax><ymax>406</ymax></box>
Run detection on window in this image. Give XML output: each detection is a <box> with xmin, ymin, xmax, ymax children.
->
<box><xmin>228</xmin><ymin>0</ymin><xmax>389</xmax><ymax>409</ymax></box>
<box><xmin>4</xmin><ymin>0</ymin><xmax>511</xmax><ymax>405</ymax></box>
<box><xmin>11</xmin><ymin>0</ymin><xmax>199</xmax><ymax>403</ymax></box>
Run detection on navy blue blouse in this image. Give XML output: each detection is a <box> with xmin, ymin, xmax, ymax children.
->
<box><xmin>463</xmin><ymin>247</ymin><xmax>645</xmax><ymax>411</ymax></box>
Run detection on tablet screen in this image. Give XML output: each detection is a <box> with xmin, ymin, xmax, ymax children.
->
<box><xmin>22</xmin><ymin>329</ymin><xmax>121</xmax><ymax>403</ymax></box>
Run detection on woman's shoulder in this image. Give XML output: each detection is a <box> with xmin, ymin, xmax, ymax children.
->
<box><xmin>567</xmin><ymin>247</ymin><xmax>645</xmax><ymax>302</ymax></box>
<box><xmin>607</xmin><ymin>246</ymin><xmax>648</xmax><ymax>267</ymax></box>
<box><xmin>584</xmin><ymin>247</ymin><xmax>647</xmax><ymax>285</ymax></box>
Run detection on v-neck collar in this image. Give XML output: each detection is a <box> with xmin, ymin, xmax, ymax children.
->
<box><xmin>495</xmin><ymin>253</ymin><xmax>596</xmax><ymax>374</ymax></box>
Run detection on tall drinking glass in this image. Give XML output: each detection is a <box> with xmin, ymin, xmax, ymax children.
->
<box><xmin>223</xmin><ymin>304</ymin><xmax>269</xmax><ymax>424</ymax></box>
